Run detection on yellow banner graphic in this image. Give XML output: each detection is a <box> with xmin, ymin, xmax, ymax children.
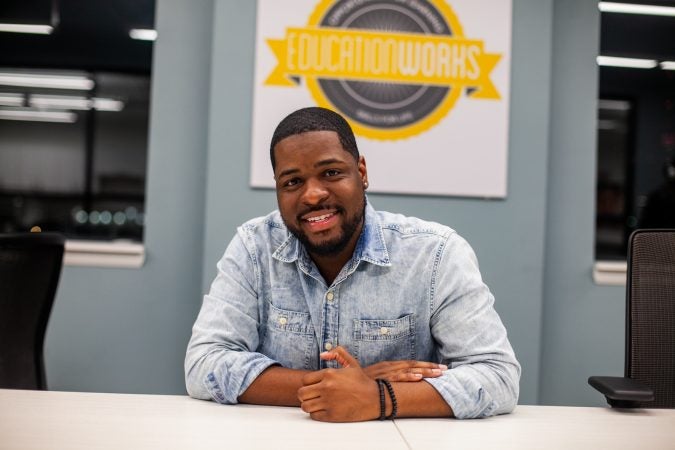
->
<box><xmin>265</xmin><ymin>26</ymin><xmax>501</xmax><ymax>99</ymax></box>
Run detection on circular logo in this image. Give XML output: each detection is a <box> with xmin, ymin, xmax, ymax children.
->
<box><xmin>306</xmin><ymin>0</ymin><xmax>465</xmax><ymax>140</ymax></box>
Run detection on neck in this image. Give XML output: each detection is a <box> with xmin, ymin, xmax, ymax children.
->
<box><xmin>310</xmin><ymin>250</ymin><xmax>352</xmax><ymax>286</ymax></box>
<box><xmin>309</xmin><ymin>222</ymin><xmax>363</xmax><ymax>286</ymax></box>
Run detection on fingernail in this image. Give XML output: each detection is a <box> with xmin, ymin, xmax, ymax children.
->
<box><xmin>414</xmin><ymin>373</ymin><xmax>423</xmax><ymax>378</ymax></box>
<box><xmin>431</xmin><ymin>368</ymin><xmax>442</xmax><ymax>375</ymax></box>
<box><xmin>438</xmin><ymin>364</ymin><xmax>448</xmax><ymax>370</ymax></box>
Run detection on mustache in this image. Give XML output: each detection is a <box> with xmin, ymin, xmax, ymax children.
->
<box><xmin>296</xmin><ymin>204</ymin><xmax>343</xmax><ymax>221</ymax></box>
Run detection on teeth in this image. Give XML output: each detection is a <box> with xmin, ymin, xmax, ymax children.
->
<box><xmin>306</xmin><ymin>213</ymin><xmax>333</xmax><ymax>222</ymax></box>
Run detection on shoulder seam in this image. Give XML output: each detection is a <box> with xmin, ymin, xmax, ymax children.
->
<box><xmin>237</xmin><ymin>226</ymin><xmax>261</xmax><ymax>295</ymax></box>
<box><xmin>381</xmin><ymin>223</ymin><xmax>453</xmax><ymax>238</ymax></box>
<box><xmin>429</xmin><ymin>232</ymin><xmax>452</xmax><ymax>314</ymax></box>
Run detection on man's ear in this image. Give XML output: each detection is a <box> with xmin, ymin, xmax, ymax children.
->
<box><xmin>358</xmin><ymin>156</ymin><xmax>368</xmax><ymax>186</ymax></box>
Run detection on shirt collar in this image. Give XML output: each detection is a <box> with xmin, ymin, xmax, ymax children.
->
<box><xmin>272</xmin><ymin>200</ymin><xmax>391</xmax><ymax>267</ymax></box>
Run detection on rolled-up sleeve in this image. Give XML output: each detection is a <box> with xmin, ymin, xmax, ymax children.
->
<box><xmin>426</xmin><ymin>233</ymin><xmax>521</xmax><ymax>419</ymax></box>
<box><xmin>185</xmin><ymin>231</ymin><xmax>277</xmax><ymax>404</ymax></box>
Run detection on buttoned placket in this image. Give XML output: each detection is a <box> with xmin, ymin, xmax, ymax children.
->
<box><xmin>321</xmin><ymin>288</ymin><xmax>340</xmax><ymax>369</ymax></box>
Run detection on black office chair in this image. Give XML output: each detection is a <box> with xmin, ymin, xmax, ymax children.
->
<box><xmin>0</xmin><ymin>232</ymin><xmax>65</xmax><ymax>390</ymax></box>
<box><xmin>589</xmin><ymin>229</ymin><xmax>675</xmax><ymax>408</ymax></box>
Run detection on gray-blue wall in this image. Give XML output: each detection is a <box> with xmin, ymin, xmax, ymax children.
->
<box><xmin>44</xmin><ymin>0</ymin><xmax>621</xmax><ymax>407</ymax></box>
<box><xmin>540</xmin><ymin>0</ymin><xmax>625</xmax><ymax>406</ymax></box>
<box><xmin>44</xmin><ymin>0</ymin><xmax>213</xmax><ymax>394</ymax></box>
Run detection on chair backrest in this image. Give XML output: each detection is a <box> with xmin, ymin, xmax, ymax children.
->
<box><xmin>0</xmin><ymin>233</ymin><xmax>65</xmax><ymax>390</ymax></box>
<box><xmin>626</xmin><ymin>229</ymin><xmax>675</xmax><ymax>408</ymax></box>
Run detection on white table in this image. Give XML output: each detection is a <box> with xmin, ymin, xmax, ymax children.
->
<box><xmin>395</xmin><ymin>404</ymin><xmax>675</xmax><ymax>450</ymax></box>
<box><xmin>0</xmin><ymin>389</ymin><xmax>405</xmax><ymax>450</ymax></box>
<box><xmin>1</xmin><ymin>389</ymin><xmax>674</xmax><ymax>450</ymax></box>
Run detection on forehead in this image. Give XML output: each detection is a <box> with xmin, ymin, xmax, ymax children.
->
<box><xmin>273</xmin><ymin>130</ymin><xmax>351</xmax><ymax>172</ymax></box>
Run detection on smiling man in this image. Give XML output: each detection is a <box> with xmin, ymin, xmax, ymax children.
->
<box><xmin>185</xmin><ymin>107</ymin><xmax>520</xmax><ymax>422</ymax></box>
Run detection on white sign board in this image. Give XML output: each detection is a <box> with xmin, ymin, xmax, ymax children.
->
<box><xmin>251</xmin><ymin>0</ymin><xmax>512</xmax><ymax>198</ymax></box>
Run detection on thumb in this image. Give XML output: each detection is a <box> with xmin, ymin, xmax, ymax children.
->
<box><xmin>320</xmin><ymin>346</ymin><xmax>360</xmax><ymax>368</ymax></box>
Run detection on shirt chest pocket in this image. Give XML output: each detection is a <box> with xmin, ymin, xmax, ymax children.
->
<box><xmin>260</xmin><ymin>302</ymin><xmax>316</xmax><ymax>370</ymax></box>
<box><xmin>352</xmin><ymin>313</ymin><xmax>416</xmax><ymax>367</ymax></box>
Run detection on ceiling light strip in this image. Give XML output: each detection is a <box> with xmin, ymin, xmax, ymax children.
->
<box><xmin>0</xmin><ymin>93</ymin><xmax>25</xmax><ymax>107</ymax></box>
<box><xmin>29</xmin><ymin>95</ymin><xmax>124</xmax><ymax>112</ymax></box>
<box><xmin>597</xmin><ymin>56</ymin><xmax>658</xmax><ymax>69</ymax></box>
<box><xmin>0</xmin><ymin>109</ymin><xmax>77</xmax><ymax>123</ymax></box>
<box><xmin>0</xmin><ymin>73</ymin><xmax>94</xmax><ymax>90</ymax></box>
<box><xmin>598</xmin><ymin>99</ymin><xmax>631</xmax><ymax>111</ymax></box>
<box><xmin>129</xmin><ymin>29</ymin><xmax>157</xmax><ymax>41</ymax></box>
<box><xmin>660</xmin><ymin>61</ymin><xmax>675</xmax><ymax>70</ymax></box>
<box><xmin>0</xmin><ymin>23</ymin><xmax>53</xmax><ymax>34</ymax></box>
<box><xmin>599</xmin><ymin>2</ymin><xmax>675</xmax><ymax>17</ymax></box>
<box><xmin>30</xmin><ymin>95</ymin><xmax>91</xmax><ymax>110</ymax></box>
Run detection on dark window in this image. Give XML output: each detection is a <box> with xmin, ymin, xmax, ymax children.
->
<box><xmin>596</xmin><ymin>1</ymin><xmax>675</xmax><ymax>260</ymax></box>
<box><xmin>0</xmin><ymin>0</ymin><xmax>155</xmax><ymax>242</ymax></box>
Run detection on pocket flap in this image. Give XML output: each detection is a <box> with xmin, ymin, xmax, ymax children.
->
<box><xmin>353</xmin><ymin>314</ymin><xmax>415</xmax><ymax>341</ymax></box>
<box><xmin>268</xmin><ymin>302</ymin><xmax>314</xmax><ymax>335</ymax></box>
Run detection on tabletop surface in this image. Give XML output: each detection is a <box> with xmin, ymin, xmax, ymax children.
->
<box><xmin>395</xmin><ymin>403</ymin><xmax>675</xmax><ymax>450</ymax></box>
<box><xmin>1</xmin><ymin>389</ymin><xmax>674</xmax><ymax>450</ymax></box>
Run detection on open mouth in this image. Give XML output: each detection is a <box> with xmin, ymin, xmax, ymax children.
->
<box><xmin>300</xmin><ymin>209</ymin><xmax>340</xmax><ymax>231</ymax></box>
<box><xmin>305</xmin><ymin>212</ymin><xmax>336</xmax><ymax>223</ymax></box>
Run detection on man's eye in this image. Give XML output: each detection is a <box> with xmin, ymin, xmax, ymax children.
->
<box><xmin>284</xmin><ymin>178</ymin><xmax>301</xmax><ymax>187</ymax></box>
<box><xmin>325</xmin><ymin>169</ymin><xmax>340</xmax><ymax>177</ymax></box>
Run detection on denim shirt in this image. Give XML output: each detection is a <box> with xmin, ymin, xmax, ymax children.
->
<box><xmin>185</xmin><ymin>203</ymin><xmax>520</xmax><ymax>419</ymax></box>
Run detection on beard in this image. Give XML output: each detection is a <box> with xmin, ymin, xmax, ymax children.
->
<box><xmin>286</xmin><ymin>195</ymin><xmax>366</xmax><ymax>256</ymax></box>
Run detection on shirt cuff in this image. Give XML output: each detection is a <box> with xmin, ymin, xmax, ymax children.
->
<box><xmin>205</xmin><ymin>352</ymin><xmax>278</xmax><ymax>404</ymax></box>
<box><xmin>425</xmin><ymin>367</ymin><xmax>501</xmax><ymax>419</ymax></box>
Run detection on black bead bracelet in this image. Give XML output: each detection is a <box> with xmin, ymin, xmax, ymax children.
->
<box><xmin>376</xmin><ymin>378</ymin><xmax>398</xmax><ymax>420</ymax></box>
<box><xmin>376</xmin><ymin>378</ymin><xmax>386</xmax><ymax>420</ymax></box>
<box><xmin>381</xmin><ymin>379</ymin><xmax>398</xmax><ymax>420</ymax></box>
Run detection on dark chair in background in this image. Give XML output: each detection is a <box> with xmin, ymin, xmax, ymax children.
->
<box><xmin>0</xmin><ymin>233</ymin><xmax>65</xmax><ymax>390</ymax></box>
<box><xmin>589</xmin><ymin>229</ymin><xmax>675</xmax><ymax>408</ymax></box>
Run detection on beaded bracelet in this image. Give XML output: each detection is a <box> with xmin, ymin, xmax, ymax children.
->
<box><xmin>376</xmin><ymin>379</ymin><xmax>386</xmax><ymax>420</ymax></box>
<box><xmin>381</xmin><ymin>379</ymin><xmax>398</xmax><ymax>420</ymax></box>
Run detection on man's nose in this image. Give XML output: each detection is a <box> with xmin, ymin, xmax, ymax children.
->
<box><xmin>301</xmin><ymin>178</ymin><xmax>329</xmax><ymax>205</ymax></box>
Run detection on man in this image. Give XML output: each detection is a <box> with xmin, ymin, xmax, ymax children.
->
<box><xmin>185</xmin><ymin>107</ymin><xmax>520</xmax><ymax>422</ymax></box>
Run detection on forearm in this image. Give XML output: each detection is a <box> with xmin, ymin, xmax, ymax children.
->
<box><xmin>238</xmin><ymin>365</ymin><xmax>311</xmax><ymax>406</ymax></box>
<box><xmin>385</xmin><ymin>380</ymin><xmax>453</xmax><ymax>418</ymax></box>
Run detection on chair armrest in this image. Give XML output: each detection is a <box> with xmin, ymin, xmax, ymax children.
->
<box><xmin>588</xmin><ymin>376</ymin><xmax>654</xmax><ymax>408</ymax></box>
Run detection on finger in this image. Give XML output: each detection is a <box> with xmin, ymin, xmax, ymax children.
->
<box><xmin>366</xmin><ymin>360</ymin><xmax>446</xmax><ymax>375</ymax></box>
<box><xmin>406</xmin><ymin>367</ymin><xmax>446</xmax><ymax>377</ymax></box>
<box><xmin>301</xmin><ymin>370</ymin><xmax>325</xmax><ymax>386</ymax></box>
<box><xmin>300</xmin><ymin>398</ymin><xmax>324</xmax><ymax>414</ymax></box>
<box><xmin>392</xmin><ymin>360</ymin><xmax>448</xmax><ymax>370</ymax></box>
<box><xmin>297</xmin><ymin>385</ymin><xmax>321</xmax><ymax>402</ymax></box>
<box><xmin>319</xmin><ymin>351</ymin><xmax>339</xmax><ymax>362</ymax></box>
<box><xmin>320</xmin><ymin>346</ymin><xmax>360</xmax><ymax>368</ymax></box>
<box><xmin>385</xmin><ymin>367</ymin><xmax>446</xmax><ymax>381</ymax></box>
<box><xmin>309</xmin><ymin>410</ymin><xmax>330</xmax><ymax>422</ymax></box>
<box><xmin>389</xmin><ymin>372</ymin><xmax>424</xmax><ymax>382</ymax></box>
<box><xmin>319</xmin><ymin>346</ymin><xmax>353</xmax><ymax>367</ymax></box>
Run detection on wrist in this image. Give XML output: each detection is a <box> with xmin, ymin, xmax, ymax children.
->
<box><xmin>385</xmin><ymin>385</ymin><xmax>393</xmax><ymax>417</ymax></box>
<box><xmin>375</xmin><ymin>379</ymin><xmax>397</xmax><ymax>420</ymax></box>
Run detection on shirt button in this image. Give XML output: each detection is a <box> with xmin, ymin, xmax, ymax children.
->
<box><xmin>324</xmin><ymin>342</ymin><xmax>333</xmax><ymax>351</ymax></box>
<box><xmin>326</xmin><ymin>292</ymin><xmax>334</xmax><ymax>302</ymax></box>
<box><xmin>278</xmin><ymin>317</ymin><xmax>287</xmax><ymax>325</ymax></box>
<box><xmin>380</xmin><ymin>327</ymin><xmax>389</xmax><ymax>335</ymax></box>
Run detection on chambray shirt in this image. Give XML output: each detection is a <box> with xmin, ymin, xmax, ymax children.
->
<box><xmin>185</xmin><ymin>203</ymin><xmax>520</xmax><ymax>419</ymax></box>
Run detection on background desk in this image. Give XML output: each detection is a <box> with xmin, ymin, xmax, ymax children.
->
<box><xmin>1</xmin><ymin>389</ymin><xmax>674</xmax><ymax>449</ymax></box>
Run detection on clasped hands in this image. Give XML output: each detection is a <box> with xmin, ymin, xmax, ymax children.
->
<box><xmin>297</xmin><ymin>346</ymin><xmax>447</xmax><ymax>422</ymax></box>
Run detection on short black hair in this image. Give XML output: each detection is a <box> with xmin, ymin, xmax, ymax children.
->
<box><xmin>270</xmin><ymin>107</ymin><xmax>359</xmax><ymax>169</ymax></box>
